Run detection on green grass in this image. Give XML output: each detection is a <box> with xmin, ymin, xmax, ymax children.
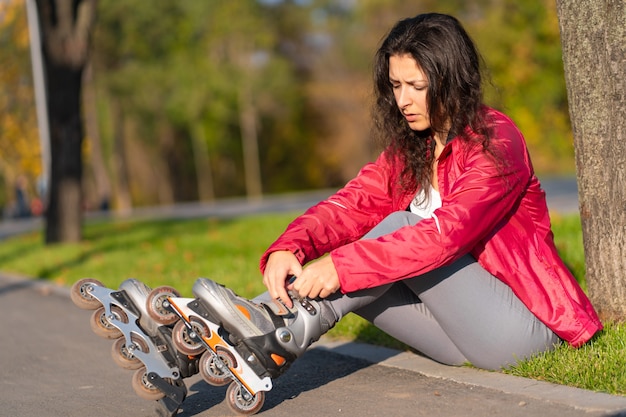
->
<box><xmin>0</xmin><ymin>215</ymin><xmax>293</xmax><ymax>297</ymax></box>
<box><xmin>549</xmin><ymin>212</ymin><xmax>586</xmax><ymax>290</ymax></box>
<box><xmin>503</xmin><ymin>321</ymin><xmax>626</xmax><ymax>395</ymax></box>
<box><xmin>0</xmin><ymin>212</ymin><xmax>622</xmax><ymax>395</ymax></box>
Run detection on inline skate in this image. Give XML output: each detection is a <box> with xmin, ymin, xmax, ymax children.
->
<box><xmin>70</xmin><ymin>278</ymin><xmax>198</xmax><ymax>416</ymax></box>
<box><xmin>148</xmin><ymin>277</ymin><xmax>335</xmax><ymax>415</ymax></box>
<box><xmin>71</xmin><ymin>277</ymin><xmax>334</xmax><ymax>415</ymax></box>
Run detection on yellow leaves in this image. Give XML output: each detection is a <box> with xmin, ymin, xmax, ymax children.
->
<box><xmin>0</xmin><ymin>0</ymin><xmax>41</xmax><ymax>185</ymax></box>
<box><xmin>0</xmin><ymin>112</ymin><xmax>41</xmax><ymax>178</ymax></box>
<box><xmin>0</xmin><ymin>0</ymin><xmax>30</xmax><ymax>48</ymax></box>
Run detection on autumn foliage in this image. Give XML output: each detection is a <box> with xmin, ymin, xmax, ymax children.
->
<box><xmin>1</xmin><ymin>0</ymin><xmax>575</xmax><ymax>216</ymax></box>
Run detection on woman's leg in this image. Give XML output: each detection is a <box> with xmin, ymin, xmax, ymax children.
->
<box><xmin>326</xmin><ymin>211</ymin><xmax>559</xmax><ymax>370</ymax></box>
<box><xmin>402</xmin><ymin>255</ymin><xmax>560</xmax><ymax>370</ymax></box>
<box><xmin>350</xmin><ymin>282</ymin><xmax>469</xmax><ymax>366</ymax></box>
<box><xmin>324</xmin><ymin>211</ymin><xmax>468</xmax><ymax>365</ymax></box>
<box><xmin>354</xmin><ymin>255</ymin><xmax>560</xmax><ymax>370</ymax></box>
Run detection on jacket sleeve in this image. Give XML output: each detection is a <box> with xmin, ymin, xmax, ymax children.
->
<box><xmin>332</xmin><ymin>118</ymin><xmax>534</xmax><ymax>293</ymax></box>
<box><xmin>260</xmin><ymin>152</ymin><xmax>400</xmax><ymax>272</ymax></box>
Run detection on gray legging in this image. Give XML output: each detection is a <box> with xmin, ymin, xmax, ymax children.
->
<box><xmin>323</xmin><ymin>211</ymin><xmax>560</xmax><ymax>370</ymax></box>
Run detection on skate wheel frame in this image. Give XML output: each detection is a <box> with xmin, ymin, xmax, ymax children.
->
<box><xmin>90</xmin><ymin>305</ymin><xmax>127</xmax><ymax>339</ymax></box>
<box><xmin>226</xmin><ymin>381</ymin><xmax>265</xmax><ymax>415</ymax></box>
<box><xmin>172</xmin><ymin>318</ymin><xmax>208</xmax><ymax>356</ymax></box>
<box><xmin>146</xmin><ymin>286</ymin><xmax>181</xmax><ymax>325</ymax></box>
<box><xmin>131</xmin><ymin>366</ymin><xmax>165</xmax><ymax>401</ymax></box>
<box><xmin>70</xmin><ymin>278</ymin><xmax>104</xmax><ymax>310</ymax></box>
<box><xmin>111</xmin><ymin>334</ymin><xmax>149</xmax><ymax>370</ymax></box>
<box><xmin>200</xmin><ymin>346</ymin><xmax>237</xmax><ymax>386</ymax></box>
<box><xmin>74</xmin><ymin>282</ymin><xmax>182</xmax><ymax>381</ymax></box>
<box><xmin>166</xmin><ymin>297</ymin><xmax>272</xmax><ymax>407</ymax></box>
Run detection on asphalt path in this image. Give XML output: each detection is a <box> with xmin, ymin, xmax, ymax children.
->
<box><xmin>2</xmin><ymin>274</ymin><xmax>624</xmax><ymax>417</ymax></box>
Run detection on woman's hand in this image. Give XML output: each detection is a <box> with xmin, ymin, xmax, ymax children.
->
<box><xmin>263</xmin><ymin>250</ymin><xmax>302</xmax><ymax>308</ymax></box>
<box><xmin>289</xmin><ymin>255</ymin><xmax>340</xmax><ymax>301</ymax></box>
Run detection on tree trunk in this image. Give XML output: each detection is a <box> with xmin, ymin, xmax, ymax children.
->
<box><xmin>556</xmin><ymin>0</ymin><xmax>626</xmax><ymax>321</ymax></box>
<box><xmin>83</xmin><ymin>62</ymin><xmax>112</xmax><ymax>211</ymax></box>
<box><xmin>44</xmin><ymin>61</ymin><xmax>83</xmax><ymax>242</ymax></box>
<box><xmin>37</xmin><ymin>0</ymin><xmax>96</xmax><ymax>243</ymax></box>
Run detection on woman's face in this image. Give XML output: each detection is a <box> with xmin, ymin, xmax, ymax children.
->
<box><xmin>389</xmin><ymin>54</ymin><xmax>430</xmax><ymax>132</ymax></box>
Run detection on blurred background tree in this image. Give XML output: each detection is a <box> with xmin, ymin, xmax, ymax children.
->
<box><xmin>36</xmin><ymin>0</ymin><xmax>96</xmax><ymax>243</ymax></box>
<box><xmin>1</xmin><ymin>0</ymin><xmax>575</xmax><ymax>223</ymax></box>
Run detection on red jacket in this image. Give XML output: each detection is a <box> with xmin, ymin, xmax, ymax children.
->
<box><xmin>261</xmin><ymin>108</ymin><xmax>602</xmax><ymax>347</ymax></box>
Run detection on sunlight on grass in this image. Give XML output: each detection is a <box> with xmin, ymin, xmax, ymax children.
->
<box><xmin>504</xmin><ymin>321</ymin><xmax>626</xmax><ymax>395</ymax></box>
<box><xmin>0</xmin><ymin>214</ymin><xmax>298</xmax><ymax>297</ymax></box>
<box><xmin>550</xmin><ymin>213</ymin><xmax>586</xmax><ymax>290</ymax></box>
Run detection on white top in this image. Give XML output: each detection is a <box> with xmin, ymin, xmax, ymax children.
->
<box><xmin>409</xmin><ymin>187</ymin><xmax>442</xmax><ymax>219</ymax></box>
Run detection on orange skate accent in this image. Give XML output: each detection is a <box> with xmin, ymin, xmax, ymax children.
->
<box><xmin>168</xmin><ymin>298</ymin><xmax>190</xmax><ymax>321</ymax></box>
<box><xmin>201</xmin><ymin>330</ymin><xmax>223</xmax><ymax>348</ymax></box>
<box><xmin>270</xmin><ymin>354</ymin><xmax>286</xmax><ymax>366</ymax></box>
<box><xmin>236</xmin><ymin>305</ymin><xmax>252</xmax><ymax>320</ymax></box>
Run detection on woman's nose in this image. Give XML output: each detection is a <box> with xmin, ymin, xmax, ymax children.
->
<box><xmin>397</xmin><ymin>86</ymin><xmax>411</xmax><ymax>109</ymax></box>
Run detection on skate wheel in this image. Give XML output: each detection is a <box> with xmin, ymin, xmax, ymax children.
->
<box><xmin>226</xmin><ymin>381</ymin><xmax>265</xmax><ymax>415</ymax></box>
<box><xmin>146</xmin><ymin>286</ymin><xmax>181</xmax><ymax>325</ymax></box>
<box><xmin>131</xmin><ymin>366</ymin><xmax>165</xmax><ymax>401</ymax></box>
<box><xmin>172</xmin><ymin>318</ymin><xmax>208</xmax><ymax>356</ymax></box>
<box><xmin>89</xmin><ymin>305</ymin><xmax>127</xmax><ymax>339</ymax></box>
<box><xmin>200</xmin><ymin>347</ymin><xmax>237</xmax><ymax>387</ymax></box>
<box><xmin>111</xmin><ymin>334</ymin><xmax>149</xmax><ymax>370</ymax></box>
<box><xmin>70</xmin><ymin>278</ymin><xmax>104</xmax><ymax>310</ymax></box>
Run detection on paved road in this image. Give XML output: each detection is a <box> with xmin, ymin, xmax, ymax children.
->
<box><xmin>0</xmin><ymin>189</ymin><xmax>336</xmax><ymax>241</ymax></box>
<box><xmin>0</xmin><ymin>177</ymin><xmax>578</xmax><ymax>241</ymax></box>
<box><xmin>1</xmin><ymin>274</ymin><xmax>625</xmax><ymax>417</ymax></box>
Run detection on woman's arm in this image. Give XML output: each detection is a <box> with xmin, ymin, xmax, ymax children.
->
<box><xmin>260</xmin><ymin>151</ymin><xmax>403</xmax><ymax>302</ymax></box>
<box><xmin>332</xmin><ymin>120</ymin><xmax>533</xmax><ymax>293</ymax></box>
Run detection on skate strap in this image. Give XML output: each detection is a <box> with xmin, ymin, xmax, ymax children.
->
<box><xmin>262</xmin><ymin>304</ymin><xmax>288</xmax><ymax>329</ymax></box>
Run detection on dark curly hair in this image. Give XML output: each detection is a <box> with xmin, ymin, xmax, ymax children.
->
<box><xmin>373</xmin><ymin>13</ymin><xmax>493</xmax><ymax>197</ymax></box>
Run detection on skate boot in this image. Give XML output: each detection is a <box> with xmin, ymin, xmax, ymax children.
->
<box><xmin>158</xmin><ymin>277</ymin><xmax>336</xmax><ymax>415</ymax></box>
<box><xmin>70</xmin><ymin>278</ymin><xmax>199</xmax><ymax>417</ymax></box>
<box><xmin>193</xmin><ymin>278</ymin><xmax>336</xmax><ymax>377</ymax></box>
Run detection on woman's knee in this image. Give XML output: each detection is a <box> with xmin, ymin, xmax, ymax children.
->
<box><xmin>364</xmin><ymin>211</ymin><xmax>422</xmax><ymax>239</ymax></box>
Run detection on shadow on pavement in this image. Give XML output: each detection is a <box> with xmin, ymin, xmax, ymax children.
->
<box><xmin>0</xmin><ymin>277</ymin><xmax>58</xmax><ymax>296</ymax></box>
<box><xmin>178</xmin><ymin>349</ymin><xmax>376</xmax><ymax>416</ymax></box>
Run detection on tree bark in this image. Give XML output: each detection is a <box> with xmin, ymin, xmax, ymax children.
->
<box><xmin>556</xmin><ymin>0</ymin><xmax>626</xmax><ymax>321</ymax></box>
<box><xmin>44</xmin><ymin>61</ymin><xmax>83</xmax><ymax>242</ymax></box>
<box><xmin>37</xmin><ymin>0</ymin><xmax>96</xmax><ymax>243</ymax></box>
<box><xmin>83</xmin><ymin>62</ymin><xmax>111</xmax><ymax>210</ymax></box>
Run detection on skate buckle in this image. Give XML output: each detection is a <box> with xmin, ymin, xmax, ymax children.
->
<box><xmin>298</xmin><ymin>298</ymin><xmax>317</xmax><ymax>316</ymax></box>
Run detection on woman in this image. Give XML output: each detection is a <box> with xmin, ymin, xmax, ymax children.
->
<box><xmin>195</xmin><ymin>12</ymin><xmax>601</xmax><ymax>375</ymax></box>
